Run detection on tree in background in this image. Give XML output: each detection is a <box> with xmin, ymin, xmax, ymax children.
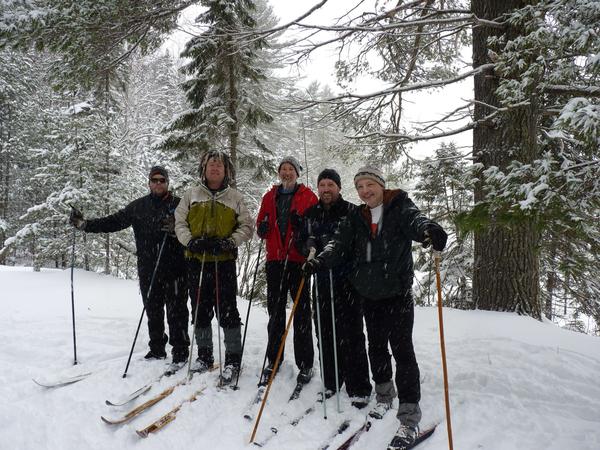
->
<box><xmin>159</xmin><ymin>0</ymin><xmax>277</xmax><ymax>173</ymax></box>
<box><xmin>412</xmin><ymin>143</ymin><xmax>473</xmax><ymax>309</ymax></box>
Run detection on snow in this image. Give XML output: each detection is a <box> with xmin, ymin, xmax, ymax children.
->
<box><xmin>1</xmin><ymin>265</ymin><xmax>599</xmax><ymax>450</ymax></box>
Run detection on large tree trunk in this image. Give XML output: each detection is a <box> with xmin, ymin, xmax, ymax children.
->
<box><xmin>0</xmin><ymin>106</ymin><xmax>11</xmax><ymax>264</ymax></box>
<box><xmin>472</xmin><ymin>0</ymin><xmax>541</xmax><ymax>318</ymax></box>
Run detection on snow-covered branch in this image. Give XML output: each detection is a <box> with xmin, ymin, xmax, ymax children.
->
<box><xmin>542</xmin><ymin>85</ymin><xmax>600</xmax><ymax>97</ymax></box>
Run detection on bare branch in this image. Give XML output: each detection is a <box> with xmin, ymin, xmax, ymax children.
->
<box><xmin>311</xmin><ymin>64</ymin><xmax>494</xmax><ymax>105</ymax></box>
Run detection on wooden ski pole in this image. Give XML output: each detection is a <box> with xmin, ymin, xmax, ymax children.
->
<box><xmin>434</xmin><ymin>250</ymin><xmax>454</xmax><ymax>450</ymax></box>
<box><xmin>249</xmin><ymin>267</ymin><xmax>310</xmax><ymax>443</ymax></box>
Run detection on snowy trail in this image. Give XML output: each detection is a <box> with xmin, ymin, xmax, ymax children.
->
<box><xmin>1</xmin><ymin>266</ymin><xmax>599</xmax><ymax>450</ymax></box>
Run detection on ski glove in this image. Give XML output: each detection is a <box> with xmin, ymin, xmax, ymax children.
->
<box><xmin>215</xmin><ymin>238</ymin><xmax>236</xmax><ymax>253</ymax></box>
<box><xmin>289</xmin><ymin>211</ymin><xmax>303</xmax><ymax>231</ymax></box>
<box><xmin>69</xmin><ymin>208</ymin><xmax>86</xmax><ymax>230</ymax></box>
<box><xmin>257</xmin><ymin>220</ymin><xmax>269</xmax><ymax>238</ymax></box>
<box><xmin>424</xmin><ymin>224</ymin><xmax>448</xmax><ymax>251</ymax></box>
<box><xmin>302</xmin><ymin>257</ymin><xmax>322</xmax><ymax>276</ymax></box>
<box><xmin>188</xmin><ymin>237</ymin><xmax>220</xmax><ymax>254</ymax></box>
<box><xmin>160</xmin><ymin>216</ymin><xmax>175</xmax><ymax>234</ymax></box>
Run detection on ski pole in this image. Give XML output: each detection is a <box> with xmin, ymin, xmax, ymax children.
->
<box><xmin>187</xmin><ymin>252</ymin><xmax>207</xmax><ymax>380</ymax></box>
<box><xmin>122</xmin><ymin>233</ymin><xmax>168</xmax><ymax>378</ymax></box>
<box><xmin>234</xmin><ymin>242</ymin><xmax>262</xmax><ymax>389</ymax></box>
<box><xmin>329</xmin><ymin>269</ymin><xmax>341</xmax><ymax>413</ymax></box>
<box><xmin>70</xmin><ymin>227</ymin><xmax>78</xmax><ymax>365</ymax></box>
<box><xmin>215</xmin><ymin>259</ymin><xmax>223</xmax><ymax>387</ymax></box>
<box><xmin>434</xmin><ymin>250</ymin><xmax>454</xmax><ymax>450</ymax></box>
<box><xmin>249</xmin><ymin>268</ymin><xmax>309</xmax><ymax>444</ymax></box>
<box><xmin>313</xmin><ymin>270</ymin><xmax>328</xmax><ymax>419</ymax></box>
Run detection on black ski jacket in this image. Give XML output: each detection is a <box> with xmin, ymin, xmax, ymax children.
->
<box><xmin>296</xmin><ymin>195</ymin><xmax>355</xmax><ymax>278</ymax></box>
<box><xmin>318</xmin><ymin>189</ymin><xmax>435</xmax><ymax>301</ymax></box>
<box><xmin>84</xmin><ymin>192</ymin><xmax>186</xmax><ymax>283</ymax></box>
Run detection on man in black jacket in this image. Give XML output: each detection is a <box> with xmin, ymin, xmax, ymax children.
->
<box><xmin>69</xmin><ymin>166</ymin><xmax>190</xmax><ymax>368</ymax></box>
<box><xmin>303</xmin><ymin>166</ymin><xmax>447</xmax><ymax>448</ymax></box>
<box><xmin>297</xmin><ymin>169</ymin><xmax>372</xmax><ymax>408</ymax></box>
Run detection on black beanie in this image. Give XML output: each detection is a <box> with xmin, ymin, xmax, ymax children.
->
<box><xmin>149</xmin><ymin>165</ymin><xmax>169</xmax><ymax>181</ymax></box>
<box><xmin>317</xmin><ymin>168</ymin><xmax>341</xmax><ymax>188</ymax></box>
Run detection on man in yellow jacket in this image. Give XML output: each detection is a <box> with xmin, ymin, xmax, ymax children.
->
<box><xmin>175</xmin><ymin>151</ymin><xmax>253</xmax><ymax>384</ymax></box>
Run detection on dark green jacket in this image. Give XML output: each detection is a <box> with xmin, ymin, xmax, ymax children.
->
<box><xmin>318</xmin><ymin>189</ymin><xmax>434</xmax><ymax>300</ymax></box>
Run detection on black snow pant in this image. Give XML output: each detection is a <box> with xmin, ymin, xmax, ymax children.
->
<box><xmin>139</xmin><ymin>270</ymin><xmax>190</xmax><ymax>360</ymax></box>
<box><xmin>361</xmin><ymin>290</ymin><xmax>421</xmax><ymax>405</ymax></box>
<box><xmin>265</xmin><ymin>260</ymin><xmax>314</xmax><ymax>371</ymax></box>
<box><xmin>312</xmin><ymin>272</ymin><xmax>371</xmax><ymax>398</ymax></box>
<box><xmin>187</xmin><ymin>259</ymin><xmax>241</xmax><ymax>363</ymax></box>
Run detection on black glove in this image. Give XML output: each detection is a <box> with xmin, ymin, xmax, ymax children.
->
<box><xmin>215</xmin><ymin>238</ymin><xmax>236</xmax><ymax>252</ymax></box>
<box><xmin>160</xmin><ymin>216</ymin><xmax>175</xmax><ymax>234</ymax></box>
<box><xmin>302</xmin><ymin>257</ymin><xmax>322</xmax><ymax>276</ymax></box>
<box><xmin>257</xmin><ymin>220</ymin><xmax>269</xmax><ymax>238</ymax></box>
<box><xmin>289</xmin><ymin>211</ymin><xmax>303</xmax><ymax>231</ymax></box>
<box><xmin>424</xmin><ymin>224</ymin><xmax>448</xmax><ymax>251</ymax></box>
<box><xmin>306</xmin><ymin>236</ymin><xmax>317</xmax><ymax>253</ymax></box>
<box><xmin>188</xmin><ymin>237</ymin><xmax>219</xmax><ymax>254</ymax></box>
<box><xmin>69</xmin><ymin>208</ymin><xmax>86</xmax><ymax>230</ymax></box>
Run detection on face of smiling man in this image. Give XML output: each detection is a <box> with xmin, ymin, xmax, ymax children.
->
<box><xmin>318</xmin><ymin>178</ymin><xmax>340</xmax><ymax>208</ymax></box>
<box><xmin>356</xmin><ymin>178</ymin><xmax>384</xmax><ymax>208</ymax></box>
<box><xmin>278</xmin><ymin>162</ymin><xmax>298</xmax><ymax>189</ymax></box>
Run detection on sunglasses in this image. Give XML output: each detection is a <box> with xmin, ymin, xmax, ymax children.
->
<box><xmin>150</xmin><ymin>178</ymin><xmax>167</xmax><ymax>184</ymax></box>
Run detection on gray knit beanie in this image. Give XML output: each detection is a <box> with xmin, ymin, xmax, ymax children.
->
<box><xmin>278</xmin><ymin>156</ymin><xmax>302</xmax><ymax>176</ymax></box>
<box><xmin>354</xmin><ymin>166</ymin><xmax>385</xmax><ymax>188</ymax></box>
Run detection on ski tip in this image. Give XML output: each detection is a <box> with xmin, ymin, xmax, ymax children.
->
<box><xmin>136</xmin><ymin>430</ymin><xmax>149</xmax><ymax>439</ymax></box>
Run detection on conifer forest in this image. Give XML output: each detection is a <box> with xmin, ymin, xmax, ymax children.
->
<box><xmin>1</xmin><ymin>0</ymin><xmax>599</xmax><ymax>334</ymax></box>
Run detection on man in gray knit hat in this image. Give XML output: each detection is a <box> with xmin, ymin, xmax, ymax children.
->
<box><xmin>303</xmin><ymin>165</ymin><xmax>448</xmax><ymax>449</ymax></box>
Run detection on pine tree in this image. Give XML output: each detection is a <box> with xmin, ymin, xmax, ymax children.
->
<box><xmin>159</xmin><ymin>0</ymin><xmax>275</xmax><ymax>173</ymax></box>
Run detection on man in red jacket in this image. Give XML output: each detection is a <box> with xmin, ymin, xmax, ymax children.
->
<box><xmin>256</xmin><ymin>156</ymin><xmax>318</xmax><ymax>386</ymax></box>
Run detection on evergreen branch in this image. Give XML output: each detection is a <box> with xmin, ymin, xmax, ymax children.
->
<box><xmin>542</xmin><ymin>85</ymin><xmax>600</xmax><ymax>97</ymax></box>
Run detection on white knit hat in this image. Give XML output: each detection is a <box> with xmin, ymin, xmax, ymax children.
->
<box><xmin>278</xmin><ymin>156</ymin><xmax>302</xmax><ymax>176</ymax></box>
<box><xmin>354</xmin><ymin>166</ymin><xmax>385</xmax><ymax>188</ymax></box>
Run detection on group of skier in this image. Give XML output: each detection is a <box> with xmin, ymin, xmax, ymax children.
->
<box><xmin>69</xmin><ymin>151</ymin><xmax>447</xmax><ymax>449</ymax></box>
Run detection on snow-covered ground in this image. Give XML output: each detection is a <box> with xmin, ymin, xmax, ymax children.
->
<box><xmin>1</xmin><ymin>265</ymin><xmax>599</xmax><ymax>450</ymax></box>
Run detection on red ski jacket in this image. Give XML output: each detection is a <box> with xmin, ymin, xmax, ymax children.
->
<box><xmin>256</xmin><ymin>183</ymin><xmax>317</xmax><ymax>262</ymax></box>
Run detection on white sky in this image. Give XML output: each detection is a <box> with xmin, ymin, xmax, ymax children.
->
<box><xmin>161</xmin><ymin>0</ymin><xmax>474</xmax><ymax>160</ymax></box>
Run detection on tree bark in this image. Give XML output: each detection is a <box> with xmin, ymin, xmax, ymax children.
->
<box><xmin>472</xmin><ymin>0</ymin><xmax>541</xmax><ymax>318</ymax></box>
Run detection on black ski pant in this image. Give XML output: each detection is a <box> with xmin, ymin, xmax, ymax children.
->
<box><xmin>187</xmin><ymin>258</ymin><xmax>241</xmax><ymax>364</ymax></box>
<box><xmin>187</xmin><ymin>259</ymin><xmax>241</xmax><ymax>329</ymax></box>
<box><xmin>139</xmin><ymin>270</ymin><xmax>190</xmax><ymax>360</ymax></box>
<box><xmin>361</xmin><ymin>290</ymin><xmax>420</xmax><ymax>404</ymax></box>
<box><xmin>265</xmin><ymin>260</ymin><xmax>314</xmax><ymax>371</ymax></box>
<box><xmin>312</xmin><ymin>272</ymin><xmax>372</xmax><ymax>397</ymax></box>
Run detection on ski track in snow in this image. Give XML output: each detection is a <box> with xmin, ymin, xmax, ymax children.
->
<box><xmin>1</xmin><ymin>266</ymin><xmax>599</xmax><ymax>450</ymax></box>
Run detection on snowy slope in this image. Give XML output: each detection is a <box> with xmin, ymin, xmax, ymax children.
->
<box><xmin>1</xmin><ymin>265</ymin><xmax>599</xmax><ymax>450</ymax></box>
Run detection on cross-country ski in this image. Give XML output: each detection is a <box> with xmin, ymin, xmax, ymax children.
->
<box><xmin>32</xmin><ymin>372</ymin><xmax>93</xmax><ymax>389</ymax></box>
<box><xmin>136</xmin><ymin>387</ymin><xmax>207</xmax><ymax>438</ymax></box>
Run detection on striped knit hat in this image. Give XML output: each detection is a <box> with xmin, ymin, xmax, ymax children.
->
<box><xmin>354</xmin><ymin>166</ymin><xmax>385</xmax><ymax>188</ymax></box>
<box><xmin>199</xmin><ymin>150</ymin><xmax>235</xmax><ymax>188</ymax></box>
